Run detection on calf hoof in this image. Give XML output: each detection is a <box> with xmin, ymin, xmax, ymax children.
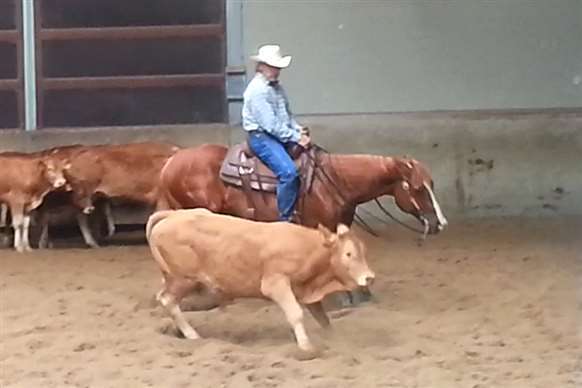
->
<box><xmin>181</xmin><ymin>330</ymin><xmax>200</xmax><ymax>340</ymax></box>
<box><xmin>293</xmin><ymin>346</ymin><xmax>322</xmax><ymax>361</ymax></box>
<box><xmin>335</xmin><ymin>289</ymin><xmax>374</xmax><ymax>308</ymax></box>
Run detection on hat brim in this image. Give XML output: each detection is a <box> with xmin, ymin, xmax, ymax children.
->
<box><xmin>250</xmin><ymin>55</ymin><xmax>292</xmax><ymax>69</ymax></box>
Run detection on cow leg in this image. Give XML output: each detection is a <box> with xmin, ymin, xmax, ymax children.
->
<box><xmin>10</xmin><ymin>205</ymin><xmax>24</xmax><ymax>253</ymax></box>
<box><xmin>262</xmin><ymin>275</ymin><xmax>314</xmax><ymax>353</ymax></box>
<box><xmin>103</xmin><ymin>201</ymin><xmax>116</xmax><ymax>237</ymax></box>
<box><xmin>0</xmin><ymin>203</ymin><xmax>7</xmax><ymax>228</ymax></box>
<box><xmin>157</xmin><ymin>290</ymin><xmax>200</xmax><ymax>340</ymax></box>
<box><xmin>37</xmin><ymin>210</ymin><xmax>50</xmax><ymax>249</ymax></box>
<box><xmin>306</xmin><ymin>302</ymin><xmax>331</xmax><ymax>329</ymax></box>
<box><xmin>0</xmin><ymin>204</ymin><xmax>8</xmax><ymax>246</ymax></box>
<box><xmin>22</xmin><ymin>214</ymin><xmax>33</xmax><ymax>251</ymax></box>
<box><xmin>76</xmin><ymin>213</ymin><xmax>100</xmax><ymax>248</ymax></box>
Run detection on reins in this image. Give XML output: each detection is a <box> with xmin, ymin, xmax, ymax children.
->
<box><xmin>306</xmin><ymin>144</ymin><xmax>428</xmax><ymax>241</ymax></box>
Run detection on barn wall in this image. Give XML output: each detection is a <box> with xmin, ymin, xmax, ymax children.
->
<box><xmin>2</xmin><ymin>108</ymin><xmax>580</xmax><ymax>222</ymax></box>
<box><xmin>242</xmin><ymin>0</ymin><xmax>582</xmax><ymax>114</ymax></box>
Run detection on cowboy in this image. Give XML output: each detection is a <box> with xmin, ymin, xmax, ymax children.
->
<box><xmin>242</xmin><ymin>44</ymin><xmax>311</xmax><ymax>222</ymax></box>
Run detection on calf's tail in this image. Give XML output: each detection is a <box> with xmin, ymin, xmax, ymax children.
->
<box><xmin>145</xmin><ymin>210</ymin><xmax>173</xmax><ymax>243</ymax></box>
<box><xmin>145</xmin><ymin>210</ymin><xmax>175</xmax><ymax>277</ymax></box>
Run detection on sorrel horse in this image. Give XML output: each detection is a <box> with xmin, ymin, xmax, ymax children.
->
<box><xmin>156</xmin><ymin>143</ymin><xmax>447</xmax><ymax>310</ymax></box>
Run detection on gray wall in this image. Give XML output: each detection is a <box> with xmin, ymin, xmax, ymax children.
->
<box><xmin>2</xmin><ymin>110</ymin><xmax>580</xmax><ymax>221</ymax></box>
<box><xmin>298</xmin><ymin>110</ymin><xmax>582</xmax><ymax>219</ymax></box>
<box><xmin>242</xmin><ymin>0</ymin><xmax>582</xmax><ymax>114</ymax></box>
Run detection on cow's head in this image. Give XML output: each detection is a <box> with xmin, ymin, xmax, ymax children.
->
<box><xmin>42</xmin><ymin>157</ymin><xmax>70</xmax><ymax>189</ymax></box>
<box><xmin>319</xmin><ymin>224</ymin><xmax>375</xmax><ymax>289</ymax></box>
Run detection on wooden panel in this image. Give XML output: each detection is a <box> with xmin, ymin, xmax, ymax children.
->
<box><xmin>0</xmin><ymin>43</ymin><xmax>17</xmax><ymax>79</ymax></box>
<box><xmin>0</xmin><ymin>79</ymin><xmax>18</xmax><ymax>91</ymax></box>
<box><xmin>43</xmin><ymin>86</ymin><xmax>225</xmax><ymax>127</ymax></box>
<box><xmin>0</xmin><ymin>0</ymin><xmax>16</xmax><ymax>30</ymax></box>
<box><xmin>0</xmin><ymin>90</ymin><xmax>18</xmax><ymax>129</ymax></box>
<box><xmin>40</xmin><ymin>0</ymin><xmax>223</xmax><ymax>27</ymax></box>
<box><xmin>44</xmin><ymin>74</ymin><xmax>225</xmax><ymax>90</ymax></box>
<box><xmin>42</xmin><ymin>37</ymin><xmax>224</xmax><ymax>77</ymax></box>
<box><xmin>40</xmin><ymin>24</ymin><xmax>223</xmax><ymax>41</ymax></box>
<box><xmin>0</xmin><ymin>31</ymin><xmax>17</xmax><ymax>43</ymax></box>
<box><xmin>35</xmin><ymin>0</ymin><xmax>227</xmax><ymax>128</ymax></box>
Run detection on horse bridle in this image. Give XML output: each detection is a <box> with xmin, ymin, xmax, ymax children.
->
<box><xmin>306</xmin><ymin>145</ymin><xmax>430</xmax><ymax>243</ymax></box>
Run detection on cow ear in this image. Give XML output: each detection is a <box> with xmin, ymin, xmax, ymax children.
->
<box><xmin>336</xmin><ymin>224</ymin><xmax>350</xmax><ymax>237</ymax></box>
<box><xmin>318</xmin><ymin>224</ymin><xmax>337</xmax><ymax>246</ymax></box>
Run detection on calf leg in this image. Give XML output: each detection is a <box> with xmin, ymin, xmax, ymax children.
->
<box><xmin>157</xmin><ymin>278</ymin><xmax>200</xmax><ymax>340</ymax></box>
<box><xmin>261</xmin><ymin>275</ymin><xmax>314</xmax><ymax>352</ymax></box>
<box><xmin>76</xmin><ymin>213</ymin><xmax>100</xmax><ymax>248</ymax></box>
<box><xmin>306</xmin><ymin>302</ymin><xmax>331</xmax><ymax>329</ymax></box>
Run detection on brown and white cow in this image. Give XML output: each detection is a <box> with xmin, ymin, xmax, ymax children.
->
<box><xmin>146</xmin><ymin>208</ymin><xmax>375</xmax><ymax>353</ymax></box>
<box><xmin>63</xmin><ymin>142</ymin><xmax>180</xmax><ymax>213</ymax></box>
<box><xmin>0</xmin><ymin>151</ymin><xmax>69</xmax><ymax>252</ymax></box>
<box><xmin>57</xmin><ymin>141</ymin><xmax>180</xmax><ymax>247</ymax></box>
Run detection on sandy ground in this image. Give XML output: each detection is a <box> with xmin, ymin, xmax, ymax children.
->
<box><xmin>0</xmin><ymin>217</ymin><xmax>581</xmax><ymax>388</ymax></box>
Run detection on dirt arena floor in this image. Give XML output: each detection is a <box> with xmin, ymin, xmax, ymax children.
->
<box><xmin>1</xmin><ymin>216</ymin><xmax>581</xmax><ymax>388</ymax></box>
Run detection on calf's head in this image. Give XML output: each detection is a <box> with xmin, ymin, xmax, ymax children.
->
<box><xmin>319</xmin><ymin>224</ymin><xmax>375</xmax><ymax>289</ymax></box>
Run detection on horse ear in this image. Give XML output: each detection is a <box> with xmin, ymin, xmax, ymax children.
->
<box><xmin>336</xmin><ymin>223</ymin><xmax>350</xmax><ymax>237</ymax></box>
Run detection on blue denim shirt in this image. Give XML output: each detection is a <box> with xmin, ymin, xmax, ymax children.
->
<box><xmin>242</xmin><ymin>73</ymin><xmax>302</xmax><ymax>143</ymax></box>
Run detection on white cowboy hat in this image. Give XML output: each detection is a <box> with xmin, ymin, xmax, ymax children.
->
<box><xmin>250</xmin><ymin>44</ymin><xmax>292</xmax><ymax>69</ymax></box>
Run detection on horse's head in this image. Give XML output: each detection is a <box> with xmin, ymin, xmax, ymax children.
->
<box><xmin>391</xmin><ymin>158</ymin><xmax>448</xmax><ymax>235</ymax></box>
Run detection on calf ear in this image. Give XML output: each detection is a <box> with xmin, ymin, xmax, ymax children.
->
<box><xmin>318</xmin><ymin>224</ymin><xmax>337</xmax><ymax>246</ymax></box>
<box><xmin>336</xmin><ymin>224</ymin><xmax>350</xmax><ymax>237</ymax></box>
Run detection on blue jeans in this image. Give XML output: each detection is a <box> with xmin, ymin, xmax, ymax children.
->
<box><xmin>247</xmin><ymin>131</ymin><xmax>299</xmax><ymax>221</ymax></box>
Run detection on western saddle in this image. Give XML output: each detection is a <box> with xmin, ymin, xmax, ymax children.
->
<box><xmin>219</xmin><ymin>141</ymin><xmax>317</xmax><ymax>221</ymax></box>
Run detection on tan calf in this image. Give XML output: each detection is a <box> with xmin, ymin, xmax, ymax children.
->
<box><xmin>146</xmin><ymin>208</ymin><xmax>375</xmax><ymax>353</ymax></box>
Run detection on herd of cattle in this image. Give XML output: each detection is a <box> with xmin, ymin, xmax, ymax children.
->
<box><xmin>0</xmin><ymin>141</ymin><xmax>180</xmax><ymax>252</ymax></box>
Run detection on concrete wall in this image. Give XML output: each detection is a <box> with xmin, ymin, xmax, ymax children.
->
<box><xmin>242</xmin><ymin>0</ymin><xmax>582</xmax><ymax>114</ymax></box>
<box><xmin>3</xmin><ymin>109</ymin><xmax>579</xmax><ymax>222</ymax></box>
<box><xmin>297</xmin><ymin>110</ymin><xmax>582</xmax><ymax>219</ymax></box>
